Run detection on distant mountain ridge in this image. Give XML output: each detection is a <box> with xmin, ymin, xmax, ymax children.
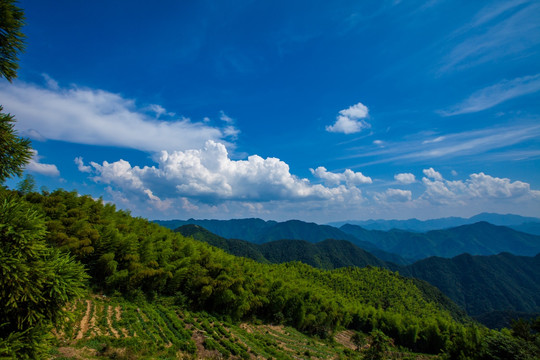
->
<box><xmin>340</xmin><ymin>221</ymin><xmax>540</xmax><ymax>261</ymax></box>
<box><xmin>157</xmin><ymin>217</ymin><xmax>540</xmax><ymax>262</ymax></box>
<box><xmin>328</xmin><ymin>212</ymin><xmax>540</xmax><ymax>234</ymax></box>
<box><xmin>156</xmin><ymin>218</ymin><xmax>410</xmax><ymax>264</ymax></box>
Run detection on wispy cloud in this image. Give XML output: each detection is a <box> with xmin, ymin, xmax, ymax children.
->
<box><xmin>0</xmin><ymin>79</ymin><xmax>238</xmax><ymax>153</ymax></box>
<box><xmin>442</xmin><ymin>74</ymin><xmax>540</xmax><ymax>115</ymax></box>
<box><xmin>440</xmin><ymin>1</ymin><xmax>540</xmax><ymax>73</ymax></box>
<box><xmin>343</xmin><ymin>123</ymin><xmax>540</xmax><ymax>166</ymax></box>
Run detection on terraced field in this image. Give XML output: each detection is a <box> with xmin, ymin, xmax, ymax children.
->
<box><xmin>51</xmin><ymin>296</ymin><xmax>433</xmax><ymax>359</ymax></box>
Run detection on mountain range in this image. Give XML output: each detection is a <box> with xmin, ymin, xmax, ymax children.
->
<box><xmin>157</xmin><ymin>217</ymin><xmax>540</xmax><ymax>262</ymax></box>
<box><xmin>340</xmin><ymin>221</ymin><xmax>540</xmax><ymax>261</ymax></box>
<box><xmin>328</xmin><ymin>213</ymin><xmax>540</xmax><ymax>234</ymax></box>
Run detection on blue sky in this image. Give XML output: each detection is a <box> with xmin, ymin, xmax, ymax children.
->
<box><xmin>2</xmin><ymin>0</ymin><xmax>540</xmax><ymax>222</ymax></box>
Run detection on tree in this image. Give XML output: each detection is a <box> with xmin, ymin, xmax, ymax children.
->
<box><xmin>0</xmin><ymin>0</ymin><xmax>25</xmax><ymax>82</ymax></box>
<box><xmin>363</xmin><ymin>329</ymin><xmax>392</xmax><ymax>360</ymax></box>
<box><xmin>0</xmin><ymin>107</ymin><xmax>32</xmax><ymax>184</ymax></box>
<box><xmin>16</xmin><ymin>173</ymin><xmax>35</xmax><ymax>194</ymax></box>
<box><xmin>1</xmin><ymin>0</ymin><xmax>32</xmax><ymax>184</ymax></box>
<box><xmin>0</xmin><ymin>193</ymin><xmax>88</xmax><ymax>358</ymax></box>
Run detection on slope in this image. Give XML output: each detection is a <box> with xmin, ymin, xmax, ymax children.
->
<box><xmin>400</xmin><ymin>253</ymin><xmax>540</xmax><ymax>317</ymax></box>
<box><xmin>176</xmin><ymin>224</ymin><xmax>390</xmax><ymax>270</ymax></box>
<box><xmin>17</xmin><ymin>188</ymin><xmax>473</xmax><ymax>355</ymax></box>
<box><xmin>177</xmin><ymin>224</ymin><xmax>540</xmax><ymax>327</ymax></box>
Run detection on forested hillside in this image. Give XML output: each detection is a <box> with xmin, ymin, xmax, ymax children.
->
<box><xmin>6</xmin><ymin>188</ymin><xmax>540</xmax><ymax>358</ymax></box>
<box><xmin>180</xmin><ymin>223</ymin><xmax>540</xmax><ymax>330</ymax></box>
<box><xmin>400</xmin><ymin>253</ymin><xmax>540</xmax><ymax>317</ymax></box>
<box><xmin>176</xmin><ymin>224</ymin><xmax>390</xmax><ymax>270</ymax></box>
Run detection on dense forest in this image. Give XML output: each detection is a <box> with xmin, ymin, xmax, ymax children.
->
<box><xmin>1</xmin><ymin>1</ymin><xmax>540</xmax><ymax>359</ymax></box>
<box><xmin>177</xmin><ymin>224</ymin><xmax>540</xmax><ymax>327</ymax></box>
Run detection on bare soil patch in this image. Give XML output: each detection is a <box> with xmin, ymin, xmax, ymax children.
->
<box><xmin>75</xmin><ymin>300</ymin><xmax>91</xmax><ymax>340</ymax></box>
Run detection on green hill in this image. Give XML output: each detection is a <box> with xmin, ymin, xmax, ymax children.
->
<box><xmin>178</xmin><ymin>223</ymin><xmax>540</xmax><ymax>329</ymax></box>
<box><xmin>4</xmin><ymin>188</ymin><xmax>540</xmax><ymax>359</ymax></box>
<box><xmin>175</xmin><ymin>224</ymin><xmax>389</xmax><ymax>270</ymax></box>
<box><xmin>400</xmin><ymin>253</ymin><xmax>540</xmax><ymax>317</ymax></box>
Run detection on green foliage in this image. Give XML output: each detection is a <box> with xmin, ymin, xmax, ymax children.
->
<box><xmin>0</xmin><ymin>193</ymin><xmax>88</xmax><ymax>358</ymax></box>
<box><xmin>16</xmin><ymin>174</ymin><xmax>35</xmax><ymax>194</ymax></box>
<box><xmin>363</xmin><ymin>329</ymin><xmax>392</xmax><ymax>360</ymax></box>
<box><xmin>18</xmin><ymin>188</ymin><xmax>471</xmax><ymax>354</ymax></box>
<box><xmin>402</xmin><ymin>252</ymin><xmax>540</xmax><ymax>318</ymax></box>
<box><xmin>0</xmin><ymin>107</ymin><xmax>32</xmax><ymax>183</ymax></box>
<box><xmin>7</xmin><ymin>188</ymin><xmax>538</xmax><ymax>359</ymax></box>
<box><xmin>0</xmin><ymin>0</ymin><xmax>25</xmax><ymax>82</ymax></box>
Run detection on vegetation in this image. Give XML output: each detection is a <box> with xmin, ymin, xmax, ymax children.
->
<box><xmin>175</xmin><ymin>224</ymin><xmax>388</xmax><ymax>269</ymax></box>
<box><xmin>0</xmin><ymin>0</ymin><xmax>25</xmax><ymax>82</ymax></box>
<box><xmin>177</xmin><ymin>223</ymin><xmax>540</xmax><ymax>327</ymax></box>
<box><xmin>401</xmin><ymin>252</ymin><xmax>540</xmax><ymax>318</ymax></box>
<box><xmin>2</xmin><ymin>1</ymin><xmax>539</xmax><ymax>359</ymax></box>
<box><xmin>0</xmin><ymin>187</ymin><xmax>536</xmax><ymax>358</ymax></box>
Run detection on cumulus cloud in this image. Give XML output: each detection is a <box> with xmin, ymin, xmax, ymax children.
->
<box><xmin>394</xmin><ymin>173</ymin><xmax>416</xmax><ymax>184</ymax></box>
<box><xmin>421</xmin><ymin>169</ymin><xmax>540</xmax><ymax>205</ymax></box>
<box><xmin>85</xmin><ymin>141</ymin><xmax>364</xmax><ymax>209</ymax></box>
<box><xmin>326</xmin><ymin>102</ymin><xmax>370</xmax><ymax>134</ymax></box>
<box><xmin>423</xmin><ymin>167</ymin><xmax>443</xmax><ymax>181</ymax></box>
<box><xmin>25</xmin><ymin>150</ymin><xmax>60</xmax><ymax>176</ymax></box>
<box><xmin>0</xmin><ymin>79</ymin><xmax>237</xmax><ymax>152</ymax></box>
<box><xmin>310</xmin><ymin>166</ymin><xmax>372</xmax><ymax>186</ymax></box>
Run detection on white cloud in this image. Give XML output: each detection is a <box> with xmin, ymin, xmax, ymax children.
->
<box><xmin>382</xmin><ymin>188</ymin><xmax>412</xmax><ymax>202</ymax></box>
<box><xmin>310</xmin><ymin>166</ymin><xmax>372</xmax><ymax>186</ymax></box>
<box><xmin>74</xmin><ymin>157</ymin><xmax>92</xmax><ymax>173</ymax></box>
<box><xmin>326</xmin><ymin>102</ymin><xmax>371</xmax><ymax>134</ymax></box>
<box><xmin>25</xmin><ymin>150</ymin><xmax>60</xmax><ymax>177</ymax></box>
<box><xmin>421</xmin><ymin>170</ymin><xmax>540</xmax><ymax>205</ymax></box>
<box><xmin>86</xmin><ymin>141</ymin><xmax>364</xmax><ymax>208</ymax></box>
<box><xmin>0</xmin><ymin>79</ymin><xmax>238</xmax><ymax>153</ymax></box>
<box><xmin>423</xmin><ymin>167</ymin><xmax>443</xmax><ymax>181</ymax></box>
<box><xmin>394</xmin><ymin>173</ymin><xmax>416</xmax><ymax>184</ymax></box>
<box><xmin>442</xmin><ymin>74</ymin><xmax>540</xmax><ymax>116</ymax></box>
<box><xmin>76</xmin><ymin>146</ymin><xmax>539</xmax><ymax>221</ymax></box>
